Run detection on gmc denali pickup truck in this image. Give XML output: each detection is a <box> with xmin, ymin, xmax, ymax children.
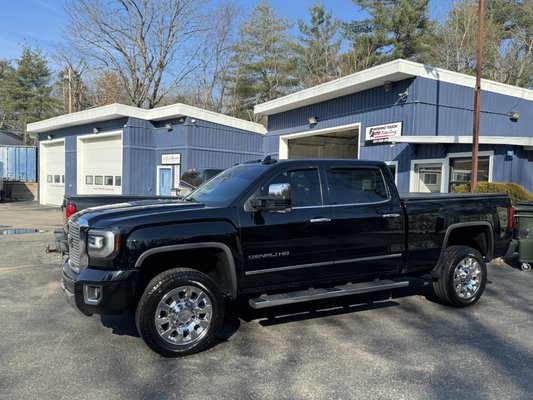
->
<box><xmin>61</xmin><ymin>158</ymin><xmax>513</xmax><ymax>357</ymax></box>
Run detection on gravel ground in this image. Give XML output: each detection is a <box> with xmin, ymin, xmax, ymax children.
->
<box><xmin>0</xmin><ymin>200</ymin><xmax>532</xmax><ymax>400</ymax></box>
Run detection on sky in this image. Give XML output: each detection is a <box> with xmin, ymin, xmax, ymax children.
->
<box><xmin>0</xmin><ymin>0</ymin><xmax>453</xmax><ymax>66</ymax></box>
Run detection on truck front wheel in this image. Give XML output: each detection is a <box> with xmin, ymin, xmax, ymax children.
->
<box><xmin>135</xmin><ymin>268</ymin><xmax>224</xmax><ymax>357</ymax></box>
<box><xmin>433</xmin><ymin>246</ymin><xmax>487</xmax><ymax>307</ymax></box>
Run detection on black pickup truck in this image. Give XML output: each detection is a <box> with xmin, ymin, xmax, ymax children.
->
<box><xmin>61</xmin><ymin>158</ymin><xmax>513</xmax><ymax>357</ymax></box>
<box><xmin>53</xmin><ymin>168</ymin><xmax>223</xmax><ymax>254</ymax></box>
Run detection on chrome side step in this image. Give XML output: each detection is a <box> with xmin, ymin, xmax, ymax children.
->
<box><xmin>249</xmin><ymin>280</ymin><xmax>409</xmax><ymax>309</ymax></box>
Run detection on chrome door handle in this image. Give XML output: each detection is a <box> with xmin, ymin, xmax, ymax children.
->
<box><xmin>310</xmin><ymin>218</ymin><xmax>331</xmax><ymax>223</ymax></box>
<box><xmin>382</xmin><ymin>213</ymin><xmax>401</xmax><ymax>218</ymax></box>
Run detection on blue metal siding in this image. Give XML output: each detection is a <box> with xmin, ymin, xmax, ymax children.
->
<box><xmin>266</xmin><ymin>75</ymin><xmax>533</xmax><ymax>192</ymax></box>
<box><xmin>268</xmin><ymin>79</ymin><xmax>414</xmax><ymax>136</ymax></box>
<box><xmin>65</xmin><ymin>136</ymin><xmax>77</xmax><ymax>196</ymax></box>
<box><xmin>410</xmin><ymin>78</ymin><xmax>533</xmax><ymax>137</ymax></box>
<box><xmin>122</xmin><ymin>116</ymin><xmax>265</xmax><ymax>194</ymax></box>
<box><xmin>0</xmin><ymin>145</ymin><xmax>37</xmax><ymax>181</ymax></box>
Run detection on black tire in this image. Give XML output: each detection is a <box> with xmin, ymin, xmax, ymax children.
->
<box><xmin>135</xmin><ymin>268</ymin><xmax>224</xmax><ymax>357</ymax></box>
<box><xmin>433</xmin><ymin>246</ymin><xmax>487</xmax><ymax>307</ymax></box>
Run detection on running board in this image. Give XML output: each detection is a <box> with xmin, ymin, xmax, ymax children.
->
<box><xmin>249</xmin><ymin>280</ymin><xmax>409</xmax><ymax>309</ymax></box>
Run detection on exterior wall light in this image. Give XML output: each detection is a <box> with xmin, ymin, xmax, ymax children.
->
<box><xmin>384</xmin><ymin>81</ymin><xmax>393</xmax><ymax>92</ymax></box>
<box><xmin>398</xmin><ymin>90</ymin><xmax>409</xmax><ymax>101</ymax></box>
<box><xmin>47</xmin><ymin>135</ymin><xmax>54</xmax><ymax>140</ymax></box>
<box><xmin>93</xmin><ymin>127</ymin><xmax>101</xmax><ymax>134</ymax></box>
<box><xmin>308</xmin><ymin>116</ymin><xmax>318</xmax><ymax>126</ymax></box>
<box><xmin>165</xmin><ymin>123</ymin><xmax>173</xmax><ymax>131</ymax></box>
<box><xmin>509</xmin><ymin>111</ymin><xmax>520</xmax><ymax>122</ymax></box>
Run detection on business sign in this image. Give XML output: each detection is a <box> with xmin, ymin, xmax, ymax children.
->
<box><xmin>365</xmin><ymin>122</ymin><xmax>402</xmax><ymax>146</ymax></box>
<box><xmin>161</xmin><ymin>153</ymin><xmax>181</xmax><ymax>164</ymax></box>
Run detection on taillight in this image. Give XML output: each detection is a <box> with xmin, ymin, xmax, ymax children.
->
<box><xmin>66</xmin><ymin>204</ymin><xmax>77</xmax><ymax>219</ymax></box>
<box><xmin>509</xmin><ymin>206</ymin><xmax>515</xmax><ymax>232</ymax></box>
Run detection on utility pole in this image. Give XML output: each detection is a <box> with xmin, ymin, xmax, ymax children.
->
<box><xmin>68</xmin><ymin>67</ymin><xmax>73</xmax><ymax>114</ymax></box>
<box><xmin>471</xmin><ymin>0</ymin><xmax>484</xmax><ymax>191</ymax></box>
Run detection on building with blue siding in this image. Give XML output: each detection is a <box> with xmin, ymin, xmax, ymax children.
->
<box><xmin>27</xmin><ymin>59</ymin><xmax>533</xmax><ymax>206</ymax></box>
<box><xmin>27</xmin><ymin>103</ymin><xmax>266</xmax><ymax>205</ymax></box>
<box><xmin>255</xmin><ymin>59</ymin><xmax>533</xmax><ymax>194</ymax></box>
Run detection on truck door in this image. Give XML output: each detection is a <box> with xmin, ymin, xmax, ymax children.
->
<box><xmin>239</xmin><ymin>166</ymin><xmax>336</xmax><ymax>289</ymax></box>
<box><xmin>326</xmin><ymin>166</ymin><xmax>405</xmax><ymax>278</ymax></box>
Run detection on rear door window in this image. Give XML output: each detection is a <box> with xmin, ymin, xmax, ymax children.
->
<box><xmin>327</xmin><ymin>167</ymin><xmax>389</xmax><ymax>205</ymax></box>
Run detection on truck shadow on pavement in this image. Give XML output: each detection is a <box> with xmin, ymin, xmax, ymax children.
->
<box><xmin>97</xmin><ymin>280</ymin><xmax>448</xmax><ymax>343</ymax></box>
<box><xmin>225</xmin><ymin>280</ymin><xmax>436</xmax><ymax>328</ymax></box>
<box><xmin>100</xmin><ymin>313</ymin><xmax>139</xmax><ymax>337</ymax></box>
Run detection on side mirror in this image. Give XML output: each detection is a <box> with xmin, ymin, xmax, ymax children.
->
<box><xmin>248</xmin><ymin>183</ymin><xmax>292</xmax><ymax>213</ymax></box>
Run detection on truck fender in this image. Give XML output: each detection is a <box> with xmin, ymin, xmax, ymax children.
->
<box><xmin>134</xmin><ymin>242</ymin><xmax>238</xmax><ymax>299</ymax></box>
<box><xmin>431</xmin><ymin>221</ymin><xmax>494</xmax><ymax>279</ymax></box>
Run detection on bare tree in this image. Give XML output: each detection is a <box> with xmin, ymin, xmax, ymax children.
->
<box><xmin>191</xmin><ymin>2</ymin><xmax>240</xmax><ymax>112</ymax></box>
<box><xmin>431</xmin><ymin>0</ymin><xmax>532</xmax><ymax>88</ymax></box>
<box><xmin>64</xmin><ymin>0</ymin><xmax>205</xmax><ymax>109</ymax></box>
<box><xmin>54</xmin><ymin>47</ymin><xmax>91</xmax><ymax>113</ymax></box>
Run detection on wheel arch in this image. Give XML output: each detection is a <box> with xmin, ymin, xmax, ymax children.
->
<box><xmin>134</xmin><ymin>242</ymin><xmax>238</xmax><ymax>299</ymax></box>
<box><xmin>431</xmin><ymin>222</ymin><xmax>494</xmax><ymax>279</ymax></box>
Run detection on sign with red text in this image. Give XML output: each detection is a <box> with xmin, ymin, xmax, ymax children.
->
<box><xmin>365</xmin><ymin>122</ymin><xmax>402</xmax><ymax>146</ymax></box>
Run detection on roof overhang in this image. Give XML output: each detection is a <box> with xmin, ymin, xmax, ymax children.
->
<box><xmin>390</xmin><ymin>135</ymin><xmax>533</xmax><ymax>147</ymax></box>
<box><xmin>27</xmin><ymin>103</ymin><xmax>267</xmax><ymax>137</ymax></box>
<box><xmin>254</xmin><ymin>59</ymin><xmax>533</xmax><ymax>116</ymax></box>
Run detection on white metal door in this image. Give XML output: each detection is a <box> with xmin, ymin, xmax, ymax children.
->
<box><xmin>40</xmin><ymin>140</ymin><xmax>65</xmax><ymax>205</ymax></box>
<box><xmin>78</xmin><ymin>132</ymin><xmax>123</xmax><ymax>195</ymax></box>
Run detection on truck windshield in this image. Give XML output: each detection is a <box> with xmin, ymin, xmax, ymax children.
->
<box><xmin>183</xmin><ymin>164</ymin><xmax>266</xmax><ymax>207</ymax></box>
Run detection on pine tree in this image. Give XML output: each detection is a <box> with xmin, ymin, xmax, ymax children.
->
<box><xmin>1</xmin><ymin>47</ymin><xmax>56</xmax><ymax>141</ymax></box>
<box><xmin>296</xmin><ymin>2</ymin><xmax>342</xmax><ymax>87</ymax></box>
<box><xmin>227</xmin><ymin>0</ymin><xmax>299</xmax><ymax>122</ymax></box>
<box><xmin>342</xmin><ymin>0</ymin><xmax>436</xmax><ymax>74</ymax></box>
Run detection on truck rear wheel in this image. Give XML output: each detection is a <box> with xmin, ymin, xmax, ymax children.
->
<box><xmin>433</xmin><ymin>246</ymin><xmax>487</xmax><ymax>307</ymax></box>
<box><xmin>135</xmin><ymin>268</ymin><xmax>224</xmax><ymax>357</ymax></box>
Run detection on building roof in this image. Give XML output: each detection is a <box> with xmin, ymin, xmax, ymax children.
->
<box><xmin>254</xmin><ymin>59</ymin><xmax>533</xmax><ymax>116</ymax></box>
<box><xmin>26</xmin><ymin>103</ymin><xmax>267</xmax><ymax>136</ymax></box>
<box><xmin>0</xmin><ymin>128</ymin><xmax>23</xmax><ymax>144</ymax></box>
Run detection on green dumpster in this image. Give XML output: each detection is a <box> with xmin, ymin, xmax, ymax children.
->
<box><xmin>515</xmin><ymin>201</ymin><xmax>533</xmax><ymax>271</ymax></box>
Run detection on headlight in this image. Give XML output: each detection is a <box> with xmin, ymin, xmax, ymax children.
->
<box><xmin>87</xmin><ymin>229</ymin><xmax>120</xmax><ymax>259</ymax></box>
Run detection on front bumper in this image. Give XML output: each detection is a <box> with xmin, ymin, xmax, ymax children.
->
<box><xmin>61</xmin><ymin>260</ymin><xmax>139</xmax><ymax>316</ymax></box>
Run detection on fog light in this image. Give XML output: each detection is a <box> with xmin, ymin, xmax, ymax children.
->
<box><xmin>84</xmin><ymin>285</ymin><xmax>102</xmax><ymax>305</ymax></box>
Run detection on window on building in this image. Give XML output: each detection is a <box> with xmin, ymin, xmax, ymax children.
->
<box><xmin>105</xmin><ymin>176</ymin><xmax>113</xmax><ymax>186</ymax></box>
<box><xmin>86</xmin><ymin>176</ymin><xmax>93</xmax><ymax>185</ymax></box>
<box><xmin>414</xmin><ymin>164</ymin><xmax>442</xmax><ymax>193</ymax></box>
<box><xmin>449</xmin><ymin>157</ymin><xmax>489</xmax><ymax>191</ymax></box>
<box><xmin>95</xmin><ymin>176</ymin><xmax>103</xmax><ymax>185</ymax></box>
<box><xmin>47</xmin><ymin>175</ymin><xmax>52</xmax><ymax>183</ymax></box>
<box><xmin>423</xmin><ymin>173</ymin><xmax>438</xmax><ymax>185</ymax></box>
<box><xmin>115</xmin><ymin>176</ymin><xmax>121</xmax><ymax>186</ymax></box>
<box><xmin>54</xmin><ymin>175</ymin><xmax>60</xmax><ymax>183</ymax></box>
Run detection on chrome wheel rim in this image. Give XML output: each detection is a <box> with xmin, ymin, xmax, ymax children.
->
<box><xmin>453</xmin><ymin>257</ymin><xmax>482</xmax><ymax>299</ymax></box>
<box><xmin>155</xmin><ymin>285</ymin><xmax>213</xmax><ymax>347</ymax></box>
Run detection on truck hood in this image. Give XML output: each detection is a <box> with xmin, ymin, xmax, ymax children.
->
<box><xmin>70</xmin><ymin>199</ymin><xmax>210</xmax><ymax>231</ymax></box>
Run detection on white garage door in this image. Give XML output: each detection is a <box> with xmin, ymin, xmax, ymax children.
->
<box><xmin>40</xmin><ymin>140</ymin><xmax>66</xmax><ymax>205</ymax></box>
<box><xmin>78</xmin><ymin>132</ymin><xmax>123</xmax><ymax>195</ymax></box>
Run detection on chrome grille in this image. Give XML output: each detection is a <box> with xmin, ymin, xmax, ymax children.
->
<box><xmin>68</xmin><ymin>221</ymin><xmax>81</xmax><ymax>269</ymax></box>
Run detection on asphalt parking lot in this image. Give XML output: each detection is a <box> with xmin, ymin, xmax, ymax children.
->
<box><xmin>0</xmin><ymin>200</ymin><xmax>532</xmax><ymax>400</ymax></box>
